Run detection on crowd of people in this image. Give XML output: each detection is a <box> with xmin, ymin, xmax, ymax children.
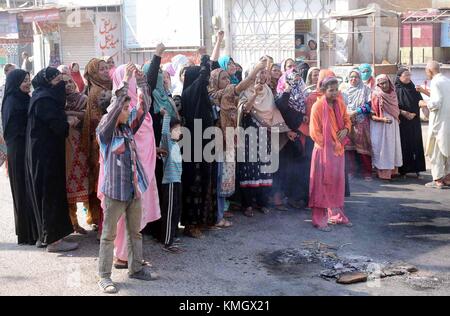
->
<box><xmin>0</xmin><ymin>30</ymin><xmax>449</xmax><ymax>294</ymax></box>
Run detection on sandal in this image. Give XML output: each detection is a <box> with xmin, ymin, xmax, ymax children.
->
<box><xmin>184</xmin><ymin>227</ymin><xmax>205</xmax><ymax>239</ymax></box>
<box><xmin>317</xmin><ymin>226</ymin><xmax>333</xmax><ymax>233</ymax></box>
<box><xmin>425</xmin><ymin>181</ymin><xmax>445</xmax><ymax>189</ymax></box>
<box><xmin>73</xmin><ymin>225</ymin><xmax>88</xmax><ymax>235</ymax></box>
<box><xmin>243</xmin><ymin>207</ymin><xmax>255</xmax><ymax>218</ymax></box>
<box><xmin>216</xmin><ymin>219</ymin><xmax>233</xmax><ymax>229</ymax></box>
<box><xmin>98</xmin><ymin>278</ymin><xmax>118</xmax><ymax>294</ymax></box>
<box><xmin>163</xmin><ymin>245</ymin><xmax>186</xmax><ymax>254</ymax></box>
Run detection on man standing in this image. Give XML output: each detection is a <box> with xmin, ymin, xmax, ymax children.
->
<box><xmin>420</xmin><ymin>61</ymin><xmax>450</xmax><ymax>189</ymax></box>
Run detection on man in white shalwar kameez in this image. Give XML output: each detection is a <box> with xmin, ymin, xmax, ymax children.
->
<box><xmin>420</xmin><ymin>61</ymin><xmax>450</xmax><ymax>189</ymax></box>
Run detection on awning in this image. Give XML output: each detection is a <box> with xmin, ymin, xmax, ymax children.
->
<box><xmin>330</xmin><ymin>6</ymin><xmax>399</xmax><ymax>20</ymax></box>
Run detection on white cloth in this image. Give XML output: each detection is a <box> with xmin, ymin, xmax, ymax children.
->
<box><xmin>426</xmin><ymin>73</ymin><xmax>450</xmax><ymax>159</ymax></box>
<box><xmin>429</xmin><ymin>138</ymin><xmax>450</xmax><ymax>180</ymax></box>
<box><xmin>370</xmin><ymin>112</ymin><xmax>403</xmax><ymax>170</ymax></box>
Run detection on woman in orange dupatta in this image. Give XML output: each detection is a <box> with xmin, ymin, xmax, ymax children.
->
<box><xmin>309</xmin><ymin>76</ymin><xmax>353</xmax><ymax>232</ymax></box>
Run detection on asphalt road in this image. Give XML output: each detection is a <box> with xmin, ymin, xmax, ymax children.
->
<box><xmin>0</xmin><ymin>126</ymin><xmax>449</xmax><ymax>296</ymax></box>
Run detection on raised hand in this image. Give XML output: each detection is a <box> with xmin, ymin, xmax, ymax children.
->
<box><xmin>134</xmin><ymin>68</ymin><xmax>144</xmax><ymax>80</ymax></box>
<box><xmin>123</xmin><ymin>62</ymin><xmax>135</xmax><ymax>82</ymax></box>
<box><xmin>254</xmin><ymin>83</ymin><xmax>264</xmax><ymax>95</ymax></box>
<box><xmin>155</xmin><ymin>43</ymin><xmax>166</xmax><ymax>57</ymax></box>
<box><xmin>217</xmin><ymin>30</ymin><xmax>225</xmax><ymax>41</ymax></box>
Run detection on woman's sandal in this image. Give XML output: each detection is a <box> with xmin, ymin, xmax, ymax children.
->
<box><xmin>216</xmin><ymin>219</ymin><xmax>233</xmax><ymax>229</ymax></box>
<box><xmin>317</xmin><ymin>226</ymin><xmax>333</xmax><ymax>233</ymax></box>
<box><xmin>163</xmin><ymin>245</ymin><xmax>186</xmax><ymax>254</ymax></box>
<box><xmin>73</xmin><ymin>225</ymin><xmax>88</xmax><ymax>235</ymax></box>
<box><xmin>243</xmin><ymin>207</ymin><xmax>255</xmax><ymax>218</ymax></box>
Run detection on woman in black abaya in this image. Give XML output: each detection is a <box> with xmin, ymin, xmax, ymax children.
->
<box><xmin>1</xmin><ymin>69</ymin><xmax>38</xmax><ymax>245</ymax></box>
<box><xmin>395</xmin><ymin>68</ymin><xmax>426</xmax><ymax>177</ymax></box>
<box><xmin>181</xmin><ymin>56</ymin><xmax>217</xmax><ymax>239</ymax></box>
<box><xmin>26</xmin><ymin>67</ymin><xmax>79</xmax><ymax>252</ymax></box>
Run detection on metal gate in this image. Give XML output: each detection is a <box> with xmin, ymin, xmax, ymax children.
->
<box><xmin>229</xmin><ymin>0</ymin><xmax>333</xmax><ymax>66</ymax></box>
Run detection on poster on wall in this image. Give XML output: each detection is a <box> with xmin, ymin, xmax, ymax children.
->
<box><xmin>95</xmin><ymin>12</ymin><xmax>122</xmax><ymax>64</ymax></box>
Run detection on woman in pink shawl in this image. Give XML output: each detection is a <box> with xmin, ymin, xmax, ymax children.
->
<box><xmin>309</xmin><ymin>77</ymin><xmax>353</xmax><ymax>232</ymax></box>
<box><xmin>98</xmin><ymin>63</ymin><xmax>161</xmax><ymax>268</ymax></box>
<box><xmin>370</xmin><ymin>74</ymin><xmax>403</xmax><ymax>180</ymax></box>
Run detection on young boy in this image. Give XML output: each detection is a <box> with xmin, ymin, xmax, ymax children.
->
<box><xmin>96</xmin><ymin>63</ymin><xmax>156</xmax><ymax>294</ymax></box>
<box><xmin>159</xmin><ymin>109</ymin><xmax>184</xmax><ymax>253</ymax></box>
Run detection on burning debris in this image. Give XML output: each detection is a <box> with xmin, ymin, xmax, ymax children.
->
<box><xmin>263</xmin><ymin>241</ymin><xmax>421</xmax><ymax>285</ymax></box>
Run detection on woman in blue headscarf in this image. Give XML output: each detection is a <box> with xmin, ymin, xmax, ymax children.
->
<box><xmin>218</xmin><ymin>55</ymin><xmax>240</xmax><ymax>84</ymax></box>
<box><xmin>358</xmin><ymin>63</ymin><xmax>376</xmax><ymax>90</ymax></box>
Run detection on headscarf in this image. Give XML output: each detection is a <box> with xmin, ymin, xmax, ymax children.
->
<box><xmin>209</xmin><ymin>68</ymin><xmax>239</xmax><ymax>134</ymax></box>
<box><xmin>305</xmin><ymin>67</ymin><xmax>320</xmax><ymax>87</ymax></box>
<box><xmin>218</xmin><ymin>55</ymin><xmax>239</xmax><ymax>84</ymax></box>
<box><xmin>1</xmin><ymin>69</ymin><xmax>30</xmax><ymax>141</ymax></box>
<box><xmin>82</xmin><ymin>58</ymin><xmax>113</xmax><ymax>151</ymax></box>
<box><xmin>280</xmin><ymin>58</ymin><xmax>295</xmax><ymax>73</ymax></box>
<box><xmin>84</xmin><ymin>58</ymin><xmax>113</xmax><ymax>92</ymax></box>
<box><xmin>319</xmin><ymin>76</ymin><xmax>349</xmax><ymax>158</ymax></box>
<box><xmin>69</xmin><ymin>62</ymin><xmax>85</xmax><ymax>93</ymax></box>
<box><xmin>112</xmin><ymin>64</ymin><xmax>138</xmax><ymax>108</ymax></box>
<box><xmin>344</xmin><ymin>68</ymin><xmax>371</xmax><ymax>113</ymax></box>
<box><xmin>29</xmin><ymin>67</ymin><xmax>66</xmax><ymax>111</ymax></box>
<box><xmin>63</xmin><ymin>75</ymin><xmax>88</xmax><ymax>112</ymax></box>
<box><xmin>171</xmin><ymin>54</ymin><xmax>190</xmax><ymax>96</ymax></box>
<box><xmin>57</xmin><ymin>65</ymin><xmax>70</xmax><ymax>75</ymax></box>
<box><xmin>285</xmin><ymin>68</ymin><xmax>307</xmax><ymax>114</ymax></box>
<box><xmin>359</xmin><ymin>63</ymin><xmax>376</xmax><ymax>89</ymax></box>
<box><xmin>373</xmin><ymin>74</ymin><xmax>400</xmax><ymax>119</ymax></box>
<box><xmin>240</xmin><ymin>66</ymin><xmax>289</xmax><ymax>132</ymax></box>
<box><xmin>181</xmin><ymin>59</ymin><xmax>214</xmax><ymax>163</ymax></box>
<box><xmin>151</xmin><ymin>69</ymin><xmax>178</xmax><ymax>118</ymax></box>
<box><xmin>395</xmin><ymin>68</ymin><xmax>422</xmax><ymax>115</ymax></box>
<box><xmin>268</xmin><ymin>63</ymin><xmax>281</xmax><ymax>96</ymax></box>
<box><xmin>163</xmin><ymin>63</ymin><xmax>176</xmax><ymax>77</ymax></box>
<box><xmin>277</xmin><ymin>58</ymin><xmax>296</xmax><ymax>94</ymax></box>
<box><xmin>298</xmin><ymin>63</ymin><xmax>310</xmax><ymax>83</ymax></box>
<box><xmin>359</xmin><ymin>63</ymin><xmax>373</xmax><ymax>82</ymax></box>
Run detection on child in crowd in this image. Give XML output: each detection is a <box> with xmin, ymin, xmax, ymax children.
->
<box><xmin>159</xmin><ymin>109</ymin><xmax>184</xmax><ymax>254</ymax></box>
<box><xmin>96</xmin><ymin>63</ymin><xmax>157</xmax><ymax>294</ymax></box>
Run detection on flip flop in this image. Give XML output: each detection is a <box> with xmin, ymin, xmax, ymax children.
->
<box><xmin>216</xmin><ymin>219</ymin><xmax>233</xmax><ymax>229</ymax></box>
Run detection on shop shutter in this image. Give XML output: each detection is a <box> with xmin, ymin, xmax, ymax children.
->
<box><xmin>60</xmin><ymin>22</ymin><xmax>96</xmax><ymax>71</ymax></box>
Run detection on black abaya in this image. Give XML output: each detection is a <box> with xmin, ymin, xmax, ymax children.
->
<box><xmin>181</xmin><ymin>56</ymin><xmax>217</xmax><ymax>227</ymax></box>
<box><xmin>1</xmin><ymin>69</ymin><xmax>37</xmax><ymax>245</ymax></box>
<box><xmin>395</xmin><ymin>74</ymin><xmax>426</xmax><ymax>175</ymax></box>
<box><xmin>26</xmin><ymin>68</ymin><xmax>73</xmax><ymax>245</ymax></box>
